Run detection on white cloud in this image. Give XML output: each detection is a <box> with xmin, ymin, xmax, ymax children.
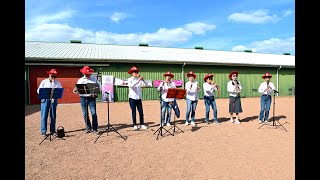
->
<box><xmin>25</xmin><ymin>20</ymin><xmax>216</xmax><ymax>47</ymax></box>
<box><xmin>27</xmin><ymin>10</ymin><xmax>74</xmax><ymax>25</ymax></box>
<box><xmin>110</xmin><ymin>12</ymin><xmax>128</xmax><ymax>23</ymax></box>
<box><xmin>184</xmin><ymin>22</ymin><xmax>216</xmax><ymax>35</ymax></box>
<box><xmin>283</xmin><ymin>9</ymin><xmax>294</xmax><ymax>17</ymax></box>
<box><xmin>232</xmin><ymin>36</ymin><xmax>295</xmax><ymax>54</ymax></box>
<box><xmin>228</xmin><ymin>9</ymin><xmax>280</xmax><ymax>24</ymax></box>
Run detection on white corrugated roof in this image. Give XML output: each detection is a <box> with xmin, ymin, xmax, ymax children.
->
<box><xmin>25</xmin><ymin>41</ymin><xmax>295</xmax><ymax>67</ymax></box>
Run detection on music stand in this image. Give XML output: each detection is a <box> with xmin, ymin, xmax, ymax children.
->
<box><xmin>166</xmin><ymin>88</ymin><xmax>186</xmax><ymax>136</ymax></box>
<box><xmin>94</xmin><ymin>92</ymin><xmax>127</xmax><ymax>143</ymax></box>
<box><xmin>87</xmin><ymin>83</ymin><xmax>100</xmax><ymax>98</ymax></box>
<box><xmin>38</xmin><ymin>88</ymin><xmax>64</xmax><ymax>145</ymax></box>
<box><xmin>258</xmin><ymin>90</ymin><xmax>288</xmax><ymax>131</ymax></box>
<box><xmin>153</xmin><ymin>87</ymin><xmax>173</xmax><ymax>140</ymax></box>
<box><xmin>75</xmin><ymin>84</ymin><xmax>93</xmax><ymax>138</ymax></box>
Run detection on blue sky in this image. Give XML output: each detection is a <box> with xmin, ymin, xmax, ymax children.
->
<box><xmin>25</xmin><ymin>0</ymin><xmax>295</xmax><ymax>55</ymax></box>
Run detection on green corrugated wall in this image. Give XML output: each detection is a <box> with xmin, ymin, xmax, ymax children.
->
<box><xmin>92</xmin><ymin>63</ymin><xmax>294</xmax><ymax>102</ymax></box>
<box><xmin>25</xmin><ymin>66</ymin><xmax>29</xmax><ymax>105</ymax></box>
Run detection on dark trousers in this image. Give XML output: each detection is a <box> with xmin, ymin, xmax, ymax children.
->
<box><xmin>129</xmin><ymin>98</ymin><xmax>144</xmax><ymax>125</ymax></box>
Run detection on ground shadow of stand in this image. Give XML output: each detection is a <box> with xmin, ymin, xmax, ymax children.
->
<box><xmin>94</xmin><ymin>92</ymin><xmax>127</xmax><ymax>143</ymax></box>
<box><xmin>38</xmin><ymin>88</ymin><xmax>64</xmax><ymax>145</ymax></box>
<box><xmin>154</xmin><ymin>87</ymin><xmax>173</xmax><ymax>140</ymax></box>
<box><xmin>258</xmin><ymin>90</ymin><xmax>288</xmax><ymax>132</ymax></box>
<box><xmin>165</xmin><ymin>88</ymin><xmax>186</xmax><ymax>136</ymax></box>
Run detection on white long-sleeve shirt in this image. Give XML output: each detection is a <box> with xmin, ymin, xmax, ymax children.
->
<box><xmin>258</xmin><ymin>81</ymin><xmax>276</xmax><ymax>95</ymax></box>
<box><xmin>203</xmin><ymin>82</ymin><xmax>217</xmax><ymax>97</ymax></box>
<box><xmin>76</xmin><ymin>76</ymin><xmax>101</xmax><ymax>97</ymax></box>
<box><xmin>185</xmin><ymin>81</ymin><xmax>200</xmax><ymax>101</ymax></box>
<box><xmin>157</xmin><ymin>81</ymin><xmax>176</xmax><ymax>102</ymax></box>
<box><xmin>227</xmin><ymin>80</ymin><xmax>242</xmax><ymax>97</ymax></box>
<box><xmin>37</xmin><ymin>78</ymin><xmax>62</xmax><ymax>94</ymax></box>
<box><xmin>128</xmin><ymin>76</ymin><xmax>145</xmax><ymax>100</ymax></box>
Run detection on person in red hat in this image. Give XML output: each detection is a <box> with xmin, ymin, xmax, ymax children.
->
<box><xmin>157</xmin><ymin>71</ymin><xmax>176</xmax><ymax>126</ymax></box>
<box><xmin>184</xmin><ymin>71</ymin><xmax>200</xmax><ymax>126</ymax></box>
<box><xmin>127</xmin><ymin>66</ymin><xmax>148</xmax><ymax>130</ymax></box>
<box><xmin>258</xmin><ymin>72</ymin><xmax>276</xmax><ymax>124</ymax></box>
<box><xmin>37</xmin><ymin>69</ymin><xmax>62</xmax><ymax>137</ymax></box>
<box><xmin>73</xmin><ymin>66</ymin><xmax>101</xmax><ymax>135</ymax></box>
<box><xmin>203</xmin><ymin>73</ymin><xmax>220</xmax><ymax>125</ymax></box>
<box><xmin>227</xmin><ymin>71</ymin><xmax>243</xmax><ymax>124</ymax></box>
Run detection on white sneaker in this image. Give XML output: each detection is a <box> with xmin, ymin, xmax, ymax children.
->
<box><xmin>133</xmin><ymin>125</ymin><xmax>139</xmax><ymax>130</ymax></box>
<box><xmin>185</xmin><ymin>121</ymin><xmax>189</xmax><ymax>126</ymax></box>
<box><xmin>166</xmin><ymin>123</ymin><xmax>171</xmax><ymax>127</ymax></box>
<box><xmin>259</xmin><ymin>120</ymin><xmax>263</xmax><ymax>124</ymax></box>
<box><xmin>230</xmin><ymin>118</ymin><xmax>234</xmax><ymax>123</ymax></box>
<box><xmin>190</xmin><ymin>121</ymin><xmax>196</xmax><ymax>127</ymax></box>
<box><xmin>140</xmin><ymin>125</ymin><xmax>148</xmax><ymax>130</ymax></box>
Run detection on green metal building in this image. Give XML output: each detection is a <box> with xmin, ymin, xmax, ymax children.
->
<box><xmin>25</xmin><ymin>41</ymin><xmax>295</xmax><ymax>104</ymax></box>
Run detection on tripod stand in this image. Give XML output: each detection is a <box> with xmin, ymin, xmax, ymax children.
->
<box><xmin>154</xmin><ymin>87</ymin><xmax>173</xmax><ymax>140</ymax></box>
<box><xmin>166</xmin><ymin>88</ymin><xmax>186</xmax><ymax>136</ymax></box>
<box><xmin>38</xmin><ymin>88</ymin><xmax>64</xmax><ymax>145</ymax></box>
<box><xmin>94</xmin><ymin>92</ymin><xmax>127</xmax><ymax>143</ymax></box>
<box><xmin>258</xmin><ymin>90</ymin><xmax>288</xmax><ymax>131</ymax></box>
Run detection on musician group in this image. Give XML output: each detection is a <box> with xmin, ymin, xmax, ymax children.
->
<box><xmin>37</xmin><ymin>65</ymin><xmax>276</xmax><ymax>136</ymax></box>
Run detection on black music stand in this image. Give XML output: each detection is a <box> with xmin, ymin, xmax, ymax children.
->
<box><xmin>94</xmin><ymin>92</ymin><xmax>127</xmax><ymax>143</ymax></box>
<box><xmin>38</xmin><ymin>88</ymin><xmax>64</xmax><ymax>145</ymax></box>
<box><xmin>258</xmin><ymin>90</ymin><xmax>288</xmax><ymax>132</ymax></box>
<box><xmin>75</xmin><ymin>84</ymin><xmax>93</xmax><ymax>138</ymax></box>
<box><xmin>165</xmin><ymin>88</ymin><xmax>186</xmax><ymax>135</ymax></box>
<box><xmin>87</xmin><ymin>83</ymin><xmax>100</xmax><ymax>98</ymax></box>
<box><xmin>154</xmin><ymin>87</ymin><xmax>173</xmax><ymax>140</ymax></box>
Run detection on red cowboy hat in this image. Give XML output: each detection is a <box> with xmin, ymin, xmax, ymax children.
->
<box><xmin>163</xmin><ymin>71</ymin><xmax>174</xmax><ymax>78</ymax></box>
<box><xmin>204</xmin><ymin>73</ymin><xmax>214</xmax><ymax>81</ymax></box>
<box><xmin>262</xmin><ymin>72</ymin><xmax>272</xmax><ymax>79</ymax></box>
<box><xmin>228</xmin><ymin>71</ymin><xmax>238</xmax><ymax>80</ymax></box>
<box><xmin>80</xmin><ymin>66</ymin><xmax>94</xmax><ymax>74</ymax></box>
<box><xmin>186</xmin><ymin>71</ymin><xmax>196</xmax><ymax>78</ymax></box>
<box><xmin>128</xmin><ymin>66</ymin><xmax>140</xmax><ymax>74</ymax></box>
<box><xmin>46</xmin><ymin>69</ymin><xmax>58</xmax><ymax>75</ymax></box>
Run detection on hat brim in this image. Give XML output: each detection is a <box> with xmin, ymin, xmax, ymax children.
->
<box><xmin>46</xmin><ymin>71</ymin><xmax>58</xmax><ymax>75</ymax></box>
<box><xmin>128</xmin><ymin>70</ymin><xmax>140</xmax><ymax>74</ymax></box>
<box><xmin>164</xmin><ymin>74</ymin><xmax>174</xmax><ymax>78</ymax></box>
<box><xmin>187</xmin><ymin>74</ymin><xmax>196</xmax><ymax>78</ymax></box>
<box><xmin>80</xmin><ymin>69</ymin><xmax>94</xmax><ymax>74</ymax></box>
<box><xmin>204</xmin><ymin>74</ymin><xmax>214</xmax><ymax>81</ymax></box>
<box><xmin>262</xmin><ymin>76</ymin><xmax>272</xmax><ymax>78</ymax></box>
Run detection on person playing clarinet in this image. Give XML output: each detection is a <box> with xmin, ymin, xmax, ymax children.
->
<box><xmin>157</xmin><ymin>71</ymin><xmax>176</xmax><ymax>127</ymax></box>
<box><xmin>227</xmin><ymin>71</ymin><xmax>243</xmax><ymax>124</ymax></box>
<box><xmin>203</xmin><ymin>73</ymin><xmax>220</xmax><ymax>125</ymax></box>
<box><xmin>185</xmin><ymin>71</ymin><xmax>200</xmax><ymax>126</ymax></box>
<box><xmin>258</xmin><ymin>72</ymin><xmax>276</xmax><ymax>124</ymax></box>
<box><xmin>127</xmin><ymin>66</ymin><xmax>148</xmax><ymax>130</ymax></box>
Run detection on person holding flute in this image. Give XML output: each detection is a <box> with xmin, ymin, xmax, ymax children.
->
<box><xmin>258</xmin><ymin>72</ymin><xmax>276</xmax><ymax>124</ymax></box>
<box><xmin>227</xmin><ymin>71</ymin><xmax>243</xmax><ymax>124</ymax></box>
<box><xmin>203</xmin><ymin>73</ymin><xmax>220</xmax><ymax>125</ymax></box>
<box><xmin>127</xmin><ymin>66</ymin><xmax>148</xmax><ymax>130</ymax></box>
<box><xmin>185</xmin><ymin>71</ymin><xmax>200</xmax><ymax>126</ymax></box>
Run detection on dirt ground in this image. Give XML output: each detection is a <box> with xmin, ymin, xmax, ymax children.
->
<box><xmin>25</xmin><ymin>96</ymin><xmax>294</xmax><ymax>180</ymax></box>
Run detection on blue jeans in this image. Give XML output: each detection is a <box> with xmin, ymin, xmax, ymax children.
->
<box><xmin>161</xmin><ymin>101</ymin><xmax>173</xmax><ymax>124</ymax></box>
<box><xmin>186</xmin><ymin>99</ymin><xmax>198</xmax><ymax>123</ymax></box>
<box><xmin>204</xmin><ymin>96</ymin><xmax>218</xmax><ymax>122</ymax></box>
<box><xmin>129</xmin><ymin>98</ymin><xmax>144</xmax><ymax>125</ymax></box>
<box><xmin>259</xmin><ymin>95</ymin><xmax>272</xmax><ymax>121</ymax></box>
<box><xmin>80</xmin><ymin>96</ymin><xmax>98</xmax><ymax>131</ymax></box>
<box><xmin>40</xmin><ymin>99</ymin><xmax>58</xmax><ymax>135</ymax></box>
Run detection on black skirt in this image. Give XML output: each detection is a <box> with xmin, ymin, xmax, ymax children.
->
<box><xmin>229</xmin><ymin>96</ymin><xmax>243</xmax><ymax>113</ymax></box>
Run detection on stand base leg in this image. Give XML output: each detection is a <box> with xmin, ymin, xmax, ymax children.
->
<box><xmin>258</xmin><ymin>120</ymin><xmax>288</xmax><ymax>132</ymax></box>
<box><xmin>94</xmin><ymin>124</ymin><xmax>127</xmax><ymax>143</ymax></box>
<box><xmin>39</xmin><ymin>133</ymin><xmax>55</xmax><ymax>145</ymax></box>
<box><xmin>154</xmin><ymin>125</ymin><xmax>173</xmax><ymax>140</ymax></box>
